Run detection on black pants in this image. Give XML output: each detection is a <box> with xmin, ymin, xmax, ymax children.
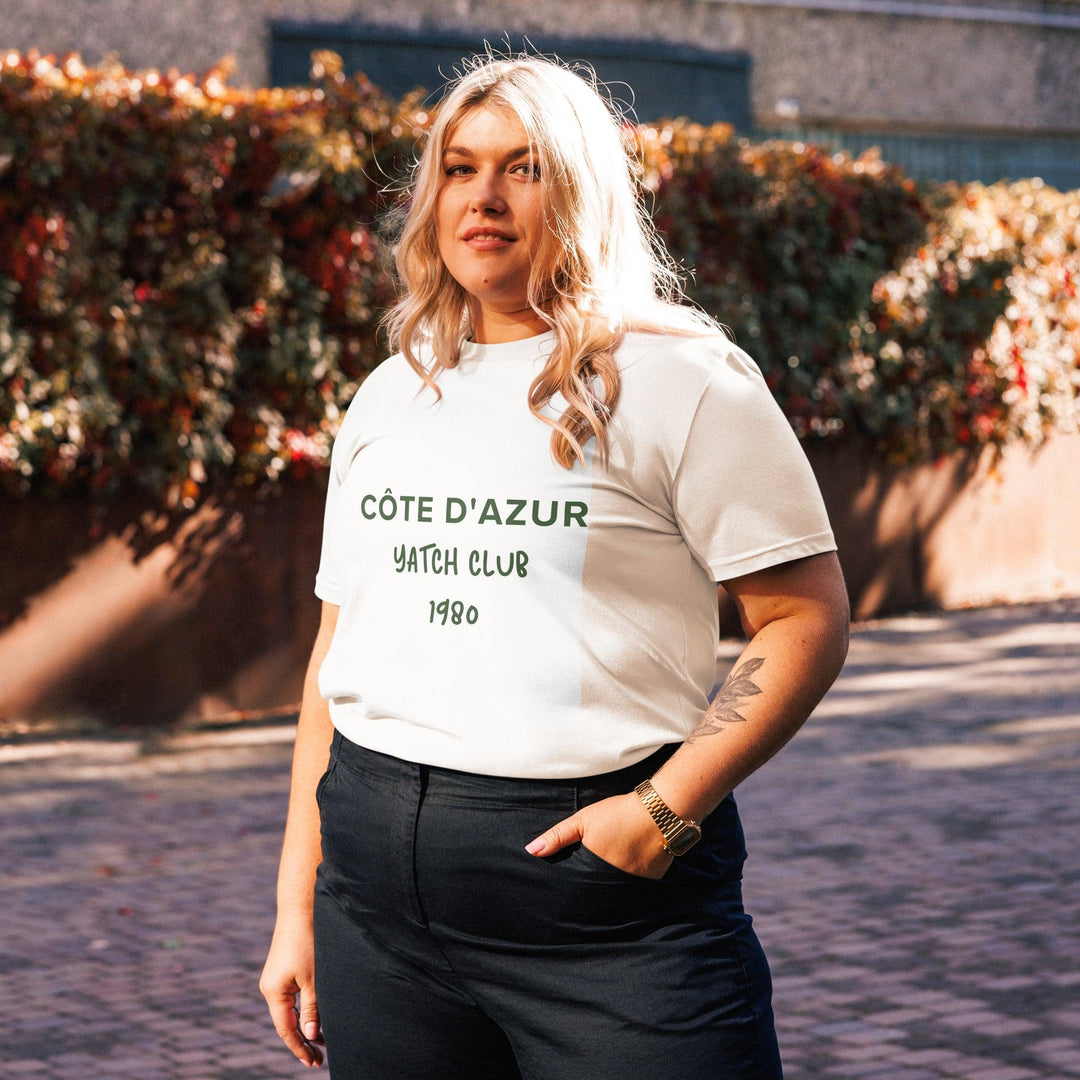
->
<box><xmin>313</xmin><ymin>731</ymin><xmax>784</xmax><ymax>1079</ymax></box>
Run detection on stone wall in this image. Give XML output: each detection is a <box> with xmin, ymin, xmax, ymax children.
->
<box><xmin>2</xmin><ymin>435</ymin><xmax>1077</xmax><ymax>729</ymax></box>
<box><xmin>7</xmin><ymin>0</ymin><xmax>1080</xmax><ymax>134</ymax></box>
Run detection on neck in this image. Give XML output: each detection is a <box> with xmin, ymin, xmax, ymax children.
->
<box><xmin>470</xmin><ymin>302</ymin><xmax>550</xmax><ymax>344</ymax></box>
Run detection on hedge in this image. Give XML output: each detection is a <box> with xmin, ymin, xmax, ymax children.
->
<box><xmin>645</xmin><ymin>128</ymin><xmax>1078</xmax><ymax>459</ymax></box>
<box><xmin>1</xmin><ymin>49</ymin><xmax>1078</xmax><ymax>506</ymax></box>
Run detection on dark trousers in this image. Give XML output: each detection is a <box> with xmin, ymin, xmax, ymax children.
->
<box><xmin>313</xmin><ymin>730</ymin><xmax>784</xmax><ymax>1079</ymax></box>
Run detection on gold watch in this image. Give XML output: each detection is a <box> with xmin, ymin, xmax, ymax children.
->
<box><xmin>634</xmin><ymin>778</ymin><xmax>702</xmax><ymax>856</ymax></box>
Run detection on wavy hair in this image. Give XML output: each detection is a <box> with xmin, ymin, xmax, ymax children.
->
<box><xmin>384</xmin><ymin>52</ymin><xmax>720</xmax><ymax>468</ymax></box>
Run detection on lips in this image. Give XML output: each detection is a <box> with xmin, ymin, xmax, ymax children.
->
<box><xmin>462</xmin><ymin>227</ymin><xmax>515</xmax><ymax>241</ymax></box>
<box><xmin>462</xmin><ymin>227</ymin><xmax>516</xmax><ymax>251</ymax></box>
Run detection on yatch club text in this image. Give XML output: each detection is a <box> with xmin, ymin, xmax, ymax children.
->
<box><xmin>394</xmin><ymin>544</ymin><xmax>529</xmax><ymax>579</ymax></box>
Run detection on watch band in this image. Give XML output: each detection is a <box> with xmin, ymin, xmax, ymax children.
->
<box><xmin>634</xmin><ymin>778</ymin><xmax>702</xmax><ymax>856</ymax></box>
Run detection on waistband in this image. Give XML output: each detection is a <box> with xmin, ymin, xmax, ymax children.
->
<box><xmin>328</xmin><ymin>729</ymin><xmax>680</xmax><ymax>809</ymax></box>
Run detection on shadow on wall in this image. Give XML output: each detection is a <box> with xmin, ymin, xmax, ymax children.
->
<box><xmin>828</xmin><ymin>434</ymin><xmax>1079</xmax><ymax>618</ymax></box>
<box><xmin>3</xmin><ymin>435</ymin><xmax>1079</xmax><ymax>728</ymax></box>
<box><xmin>720</xmin><ymin>445</ymin><xmax>982</xmax><ymax>634</ymax></box>
<box><xmin>0</xmin><ymin>485</ymin><xmax>324</xmax><ymax>728</ymax></box>
<box><xmin>719</xmin><ymin>435</ymin><xmax>1078</xmax><ymax>637</ymax></box>
<box><xmin>809</xmin><ymin>443</ymin><xmax>984</xmax><ymax>621</ymax></box>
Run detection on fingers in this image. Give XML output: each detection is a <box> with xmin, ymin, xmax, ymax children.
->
<box><xmin>261</xmin><ymin>982</ymin><xmax>324</xmax><ymax>1068</ymax></box>
<box><xmin>525</xmin><ymin>812</ymin><xmax>582</xmax><ymax>856</ymax></box>
<box><xmin>299</xmin><ymin>995</ymin><xmax>324</xmax><ymax>1054</ymax></box>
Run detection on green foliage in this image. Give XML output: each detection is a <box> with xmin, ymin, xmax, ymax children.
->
<box><xmin>1</xmin><ymin>50</ymin><xmax>1077</xmax><ymax>504</ymax></box>
<box><xmin>641</xmin><ymin>123</ymin><xmax>1078</xmax><ymax>460</ymax></box>
<box><xmin>849</xmin><ymin>181</ymin><xmax>1080</xmax><ymax>457</ymax></box>
<box><xmin>645</xmin><ymin>126</ymin><xmax>931</xmax><ymax>446</ymax></box>
<box><xmin>0</xmin><ymin>50</ymin><xmax>417</xmax><ymax>505</ymax></box>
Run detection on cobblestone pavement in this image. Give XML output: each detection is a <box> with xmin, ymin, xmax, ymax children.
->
<box><xmin>2</xmin><ymin>599</ymin><xmax>1079</xmax><ymax>1079</ymax></box>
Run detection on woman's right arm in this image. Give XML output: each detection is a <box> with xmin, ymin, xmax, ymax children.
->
<box><xmin>259</xmin><ymin>600</ymin><xmax>340</xmax><ymax>1069</ymax></box>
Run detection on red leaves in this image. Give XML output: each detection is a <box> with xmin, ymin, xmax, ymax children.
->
<box><xmin>644</xmin><ymin>120</ymin><xmax>1077</xmax><ymax>463</ymax></box>
<box><xmin>0</xmin><ymin>50</ymin><xmax>414</xmax><ymax>502</ymax></box>
<box><xmin>0</xmin><ymin>50</ymin><xmax>1075</xmax><ymax>504</ymax></box>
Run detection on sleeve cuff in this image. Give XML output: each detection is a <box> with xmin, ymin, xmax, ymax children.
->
<box><xmin>709</xmin><ymin>532</ymin><xmax>837</xmax><ymax>583</ymax></box>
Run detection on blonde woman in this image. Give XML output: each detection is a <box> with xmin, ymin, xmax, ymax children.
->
<box><xmin>260</xmin><ymin>53</ymin><xmax>849</xmax><ymax>1079</ymax></box>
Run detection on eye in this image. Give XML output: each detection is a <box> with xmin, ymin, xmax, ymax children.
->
<box><xmin>512</xmin><ymin>161</ymin><xmax>542</xmax><ymax>180</ymax></box>
<box><xmin>444</xmin><ymin>163</ymin><xmax>474</xmax><ymax>177</ymax></box>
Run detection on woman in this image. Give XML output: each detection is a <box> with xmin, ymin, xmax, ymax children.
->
<box><xmin>260</xmin><ymin>53</ymin><xmax>849</xmax><ymax>1079</ymax></box>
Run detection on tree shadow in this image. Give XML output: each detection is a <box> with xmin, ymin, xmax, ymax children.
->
<box><xmin>0</xmin><ymin>483</ymin><xmax>324</xmax><ymax>728</ymax></box>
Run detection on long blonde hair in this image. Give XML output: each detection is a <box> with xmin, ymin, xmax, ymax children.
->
<box><xmin>384</xmin><ymin>52</ymin><xmax>719</xmax><ymax>468</ymax></box>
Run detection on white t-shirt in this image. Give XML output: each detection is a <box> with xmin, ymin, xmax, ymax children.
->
<box><xmin>315</xmin><ymin>329</ymin><xmax>836</xmax><ymax>778</ymax></box>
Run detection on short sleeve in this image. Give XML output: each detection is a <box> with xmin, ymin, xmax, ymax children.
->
<box><xmin>313</xmin><ymin>393</ymin><xmax>368</xmax><ymax>605</ymax></box>
<box><xmin>671</xmin><ymin>346</ymin><xmax>836</xmax><ymax>582</ymax></box>
<box><xmin>313</xmin><ymin>443</ymin><xmax>347</xmax><ymax>604</ymax></box>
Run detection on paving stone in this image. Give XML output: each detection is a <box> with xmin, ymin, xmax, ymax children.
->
<box><xmin>3</xmin><ymin>599</ymin><xmax>1080</xmax><ymax>1078</ymax></box>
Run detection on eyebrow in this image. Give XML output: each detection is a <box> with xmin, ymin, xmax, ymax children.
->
<box><xmin>441</xmin><ymin>144</ymin><xmax>536</xmax><ymax>161</ymax></box>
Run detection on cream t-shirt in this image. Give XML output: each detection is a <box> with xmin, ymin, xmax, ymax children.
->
<box><xmin>315</xmin><ymin>330</ymin><xmax>836</xmax><ymax>778</ymax></box>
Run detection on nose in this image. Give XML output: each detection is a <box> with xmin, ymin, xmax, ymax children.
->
<box><xmin>468</xmin><ymin>171</ymin><xmax>507</xmax><ymax>214</ymax></box>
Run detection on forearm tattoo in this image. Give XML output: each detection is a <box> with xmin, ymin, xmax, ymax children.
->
<box><xmin>684</xmin><ymin>657</ymin><xmax>765</xmax><ymax>744</ymax></box>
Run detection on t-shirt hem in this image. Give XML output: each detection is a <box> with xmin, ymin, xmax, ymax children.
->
<box><xmin>328</xmin><ymin>703</ymin><xmax>691</xmax><ymax>780</ymax></box>
<box><xmin>708</xmin><ymin>532</ymin><xmax>837</xmax><ymax>583</ymax></box>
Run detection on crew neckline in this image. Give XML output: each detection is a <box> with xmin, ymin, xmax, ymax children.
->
<box><xmin>459</xmin><ymin>330</ymin><xmax>556</xmax><ymax>364</ymax></box>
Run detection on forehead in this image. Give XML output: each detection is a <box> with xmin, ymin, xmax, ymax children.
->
<box><xmin>443</xmin><ymin>104</ymin><xmax>533</xmax><ymax>153</ymax></box>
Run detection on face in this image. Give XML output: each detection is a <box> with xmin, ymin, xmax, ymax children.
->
<box><xmin>434</xmin><ymin>105</ymin><xmax>550</xmax><ymax>341</ymax></box>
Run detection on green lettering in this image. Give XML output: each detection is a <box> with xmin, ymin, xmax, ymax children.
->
<box><xmin>531</xmin><ymin>500</ymin><xmax>558</xmax><ymax>527</ymax></box>
<box><xmin>564</xmin><ymin>501</ymin><xmax>588</xmax><ymax>527</ymax></box>
<box><xmin>477</xmin><ymin>499</ymin><xmax>503</xmax><ymax>525</ymax></box>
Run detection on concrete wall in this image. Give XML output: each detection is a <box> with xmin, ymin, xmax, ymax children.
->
<box><xmin>807</xmin><ymin>433</ymin><xmax>1080</xmax><ymax>619</ymax></box>
<box><xmin>0</xmin><ymin>485</ymin><xmax>325</xmax><ymax>729</ymax></box>
<box><xmin>6</xmin><ymin>0</ymin><xmax>1080</xmax><ymax>134</ymax></box>
<box><xmin>2</xmin><ymin>434</ymin><xmax>1077</xmax><ymax>729</ymax></box>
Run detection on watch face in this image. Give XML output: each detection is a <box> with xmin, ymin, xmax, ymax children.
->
<box><xmin>666</xmin><ymin>822</ymin><xmax>702</xmax><ymax>857</ymax></box>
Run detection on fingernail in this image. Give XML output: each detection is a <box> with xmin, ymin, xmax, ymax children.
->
<box><xmin>525</xmin><ymin>838</ymin><xmax>544</xmax><ymax>855</ymax></box>
<box><xmin>305</xmin><ymin>1022</ymin><xmax>319</xmax><ymax>1039</ymax></box>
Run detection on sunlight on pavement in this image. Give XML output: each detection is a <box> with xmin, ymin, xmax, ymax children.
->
<box><xmin>843</xmin><ymin>741</ymin><xmax>1053</xmax><ymax>769</ymax></box>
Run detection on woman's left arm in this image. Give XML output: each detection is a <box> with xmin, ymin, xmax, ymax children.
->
<box><xmin>526</xmin><ymin>551</ymin><xmax>850</xmax><ymax>878</ymax></box>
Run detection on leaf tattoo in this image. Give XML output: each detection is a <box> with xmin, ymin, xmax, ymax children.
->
<box><xmin>685</xmin><ymin>657</ymin><xmax>765</xmax><ymax>744</ymax></box>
